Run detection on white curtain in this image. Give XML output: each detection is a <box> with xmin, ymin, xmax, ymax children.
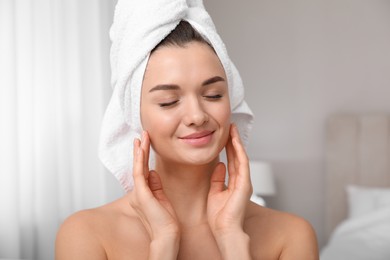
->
<box><xmin>0</xmin><ymin>0</ymin><xmax>123</xmax><ymax>259</ymax></box>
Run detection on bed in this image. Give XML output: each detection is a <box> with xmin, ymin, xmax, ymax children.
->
<box><xmin>320</xmin><ymin>114</ymin><xmax>390</xmax><ymax>260</ymax></box>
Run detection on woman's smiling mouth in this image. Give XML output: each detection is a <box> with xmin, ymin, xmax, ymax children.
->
<box><xmin>179</xmin><ymin>130</ymin><xmax>215</xmax><ymax>146</ymax></box>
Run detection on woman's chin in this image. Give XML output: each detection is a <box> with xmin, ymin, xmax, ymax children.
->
<box><xmin>174</xmin><ymin>149</ymin><xmax>221</xmax><ymax>166</ymax></box>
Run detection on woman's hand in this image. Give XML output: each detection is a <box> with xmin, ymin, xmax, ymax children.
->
<box><xmin>207</xmin><ymin>124</ymin><xmax>253</xmax><ymax>259</ymax></box>
<box><xmin>127</xmin><ymin>131</ymin><xmax>180</xmax><ymax>259</ymax></box>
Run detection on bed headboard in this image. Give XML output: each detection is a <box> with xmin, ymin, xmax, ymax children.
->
<box><xmin>325</xmin><ymin>114</ymin><xmax>390</xmax><ymax>240</ymax></box>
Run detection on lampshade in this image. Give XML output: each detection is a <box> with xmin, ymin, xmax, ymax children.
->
<box><xmin>250</xmin><ymin>161</ymin><xmax>276</xmax><ymax>196</ymax></box>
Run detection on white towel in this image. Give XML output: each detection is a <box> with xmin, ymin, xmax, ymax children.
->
<box><xmin>99</xmin><ymin>0</ymin><xmax>254</xmax><ymax>191</ymax></box>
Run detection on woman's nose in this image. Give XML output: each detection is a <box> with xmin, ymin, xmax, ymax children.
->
<box><xmin>182</xmin><ymin>97</ymin><xmax>209</xmax><ymax>126</ymax></box>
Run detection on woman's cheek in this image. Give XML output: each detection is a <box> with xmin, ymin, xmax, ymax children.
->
<box><xmin>148</xmin><ymin>111</ymin><xmax>179</xmax><ymax>138</ymax></box>
<box><xmin>219</xmin><ymin>102</ymin><xmax>231</xmax><ymax>127</ymax></box>
<box><xmin>213</xmin><ymin>103</ymin><xmax>231</xmax><ymax>145</ymax></box>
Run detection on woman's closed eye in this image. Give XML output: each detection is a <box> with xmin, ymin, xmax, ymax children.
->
<box><xmin>159</xmin><ymin>100</ymin><xmax>179</xmax><ymax>107</ymax></box>
<box><xmin>204</xmin><ymin>94</ymin><xmax>223</xmax><ymax>100</ymax></box>
<box><xmin>158</xmin><ymin>94</ymin><xmax>223</xmax><ymax>107</ymax></box>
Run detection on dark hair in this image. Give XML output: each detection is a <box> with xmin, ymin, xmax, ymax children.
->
<box><xmin>152</xmin><ymin>20</ymin><xmax>212</xmax><ymax>52</ymax></box>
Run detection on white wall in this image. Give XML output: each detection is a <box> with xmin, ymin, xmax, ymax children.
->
<box><xmin>205</xmin><ymin>0</ymin><xmax>390</xmax><ymax>248</ymax></box>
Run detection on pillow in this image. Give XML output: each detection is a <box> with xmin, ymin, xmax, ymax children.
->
<box><xmin>346</xmin><ymin>185</ymin><xmax>390</xmax><ymax>219</ymax></box>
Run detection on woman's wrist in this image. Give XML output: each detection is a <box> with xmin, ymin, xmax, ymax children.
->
<box><xmin>148</xmin><ymin>235</ymin><xmax>180</xmax><ymax>260</ymax></box>
<box><xmin>214</xmin><ymin>230</ymin><xmax>252</xmax><ymax>260</ymax></box>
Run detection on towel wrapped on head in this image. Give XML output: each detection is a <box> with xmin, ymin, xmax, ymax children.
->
<box><xmin>99</xmin><ymin>0</ymin><xmax>254</xmax><ymax>191</ymax></box>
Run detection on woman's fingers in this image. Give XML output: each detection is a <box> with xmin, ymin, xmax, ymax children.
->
<box><xmin>231</xmin><ymin>126</ymin><xmax>242</xmax><ymax>169</ymax></box>
<box><xmin>225</xmin><ymin>125</ymin><xmax>238</xmax><ymax>189</ymax></box>
<box><xmin>231</xmin><ymin>125</ymin><xmax>249</xmax><ymax>170</ymax></box>
<box><xmin>148</xmin><ymin>170</ymin><xmax>164</xmax><ymax>198</ymax></box>
<box><xmin>133</xmin><ymin>132</ymin><xmax>152</xmax><ymax>191</ymax></box>
<box><xmin>230</xmin><ymin>124</ymin><xmax>252</xmax><ymax>191</ymax></box>
<box><xmin>132</xmin><ymin>131</ymin><xmax>152</xmax><ymax>186</ymax></box>
<box><xmin>209</xmin><ymin>163</ymin><xmax>227</xmax><ymax>195</ymax></box>
<box><xmin>132</xmin><ymin>138</ymin><xmax>141</xmax><ymax>179</ymax></box>
<box><xmin>231</xmin><ymin>125</ymin><xmax>245</xmax><ymax>157</ymax></box>
<box><xmin>225</xmin><ymin>124</ymin><xmax>251</xmax><ymax>191</ymax></box>
<box><xmin>225</xmin><ymin>131</ymin><xmax>235</xmax><ymax>172</ymax></box>
<box><xmin>132</xmin><ymin>138</ymin><xmax>149</xmax><ymax>190</ymax></box>
<box><xmin>141</xmin><ymin>131</ymin><xmax>150</xmax><ymax>171</ymax></box>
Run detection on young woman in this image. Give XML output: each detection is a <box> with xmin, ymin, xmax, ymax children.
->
<box><xmin>55</xmin><ymin>21</ymin><xmax>318</xmax><ymax>259</ymax></box>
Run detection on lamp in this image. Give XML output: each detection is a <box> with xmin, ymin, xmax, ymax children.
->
<box><xmin>249</xmin><ymin>161</ymin><xmax>276</xmax><ymax>206</ymax></box>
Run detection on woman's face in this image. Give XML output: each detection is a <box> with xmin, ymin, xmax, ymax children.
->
<box><xmin>141</xmin><ymin>42</ymin><xmax>231</xmax><ymax>166</ymax></box>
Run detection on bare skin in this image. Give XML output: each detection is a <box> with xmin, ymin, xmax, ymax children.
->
<box><xmin>56</xmin><ymin>131</ymin><xmax>318</xmax><ymax>260</ymax></box>
<box><xmin>55</xmin><ymin>42</ymin><xmax>319</xmax><ymax>259</ymax></box>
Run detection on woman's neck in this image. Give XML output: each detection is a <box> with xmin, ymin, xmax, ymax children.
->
<box><xmin>154</xmin><ymin>157</ymin><xmax>220</xmax><ymax>228</ymax></box>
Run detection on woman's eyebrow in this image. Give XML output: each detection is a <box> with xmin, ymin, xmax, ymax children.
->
<box><xmin>149</xmin><ymin>84</ymin><xmax>180</xmax><ymax>92</ymax></box>
<box><xmin>202</xmin><ymin>76</ymin><xmax>225</xmax><ymax>86</ymax></box>
<box><xmin>149</xmin><ymin>76</ymin><xmax>225</xmax><ymax>92</ymax></box>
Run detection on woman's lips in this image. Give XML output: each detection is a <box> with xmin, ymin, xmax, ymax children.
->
<box><xmin>179</xmin><ymin>130</ymin><xmax>214</xmax><ymax>146</ymax></box>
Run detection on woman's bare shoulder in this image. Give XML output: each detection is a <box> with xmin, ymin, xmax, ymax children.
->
<box><xmin>55</xmin><ymin>203</ymin><xmax>113</xmax><ymax>259</ymax></box>
<box><xmin>55</xmin><ymin>196</ymin><xmax>147</xmax><ymax>260</ymax></box>
<box><xmin>245</xmin><ymin>202</ymin><xmax>319</xmax><ymax>260</ymax></box>
<box><xmin>57</xmin><ymin>196</ymin><xmax>130</xmax><ymax>234</ymax></box>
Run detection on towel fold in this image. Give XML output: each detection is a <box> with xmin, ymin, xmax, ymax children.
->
<box><xmin>99</xmin><ymin>0</ymin><xmax>254</xmax><ymax>191</ymax></box>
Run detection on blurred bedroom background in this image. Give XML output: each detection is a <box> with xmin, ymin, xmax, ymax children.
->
<box><xmin>1</xmin><ymin>0</ymin><xmax>390</xmax><ymax>259</ymax></box>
